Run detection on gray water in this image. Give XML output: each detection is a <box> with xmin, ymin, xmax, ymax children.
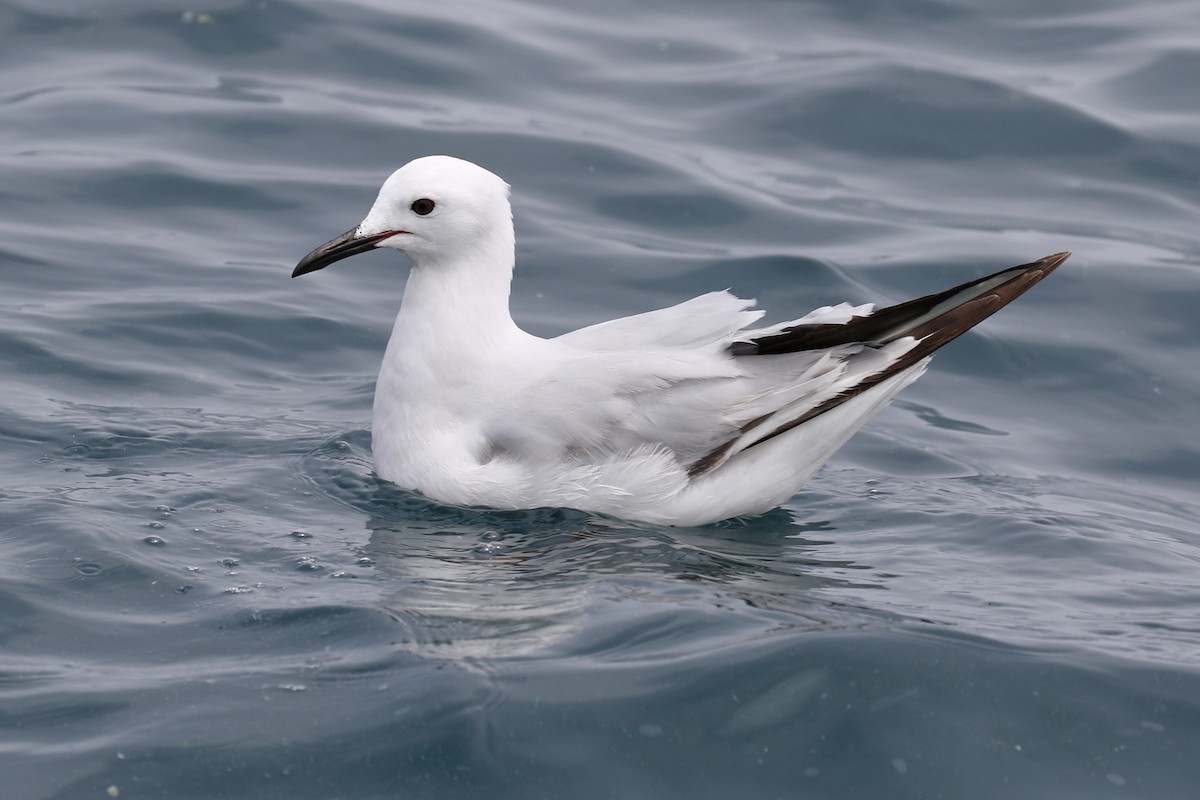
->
<box><xmin>2</xmin><ymin>1</ymin><xmax>1200</xmax><ymax>797</ymax></box>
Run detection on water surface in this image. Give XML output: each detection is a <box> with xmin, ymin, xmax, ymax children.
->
<box><xmin>2</xmin><ymin>0</ymin><xmax>1199</xmax><ymax>797</ymax></box>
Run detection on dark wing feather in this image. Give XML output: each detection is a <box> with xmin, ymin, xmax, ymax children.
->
<box><xmin>689</xmin><ymin>252</ymin><xmax>1069</xmax><ymax>478</ymax></box>
<box><xmin>730</xmin><ymin>252</ymin><xmax>1070</xmax><ymax>356</ymax></box>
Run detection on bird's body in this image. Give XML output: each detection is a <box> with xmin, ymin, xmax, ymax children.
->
<box><xmin>294</xmin><ymin>156</ymin><xmax>1066</xmax><ymax>526</ymax></box>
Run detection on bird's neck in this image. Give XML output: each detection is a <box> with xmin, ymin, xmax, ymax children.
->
<box><xmin>373</xmin><ymin>231</ymin><xmax>528</xmax><ymax>458</ymax></box>
<box><xmin>394</xmin><ymin>230</ymin><xmax>523</xmax><ymax>355</ymax></box>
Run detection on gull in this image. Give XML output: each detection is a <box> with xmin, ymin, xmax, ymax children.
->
<box><xmin>293</xmin><ymin>155</ymin><xmax>1067</xmax><ymax>526</ymax></box>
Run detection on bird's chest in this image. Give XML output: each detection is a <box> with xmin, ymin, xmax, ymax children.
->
<box><xmin>368</xmin><ymin>338</ymin><xmax>551</xmax><ymax>491</ymax></box>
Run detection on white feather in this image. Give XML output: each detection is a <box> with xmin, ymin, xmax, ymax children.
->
<box><xmin>292</xmin><ymin>156</ymin><xmax>1062</xmax><ymax>525</ymax></box>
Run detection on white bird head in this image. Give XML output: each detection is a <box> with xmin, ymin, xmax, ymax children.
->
<box><xmin>292</xmin><ymin>155</ymin><xmax>513</xmax><ymax>277</ymax></box>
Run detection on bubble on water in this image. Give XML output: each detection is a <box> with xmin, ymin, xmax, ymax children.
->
<box><xmin>224</xmin><ymin>586</ymin><xmax>253</xmax><ymax>594</ymax></box>
<box><xmin>74</xmin><ymin>561</ymin><xmax>103</xmax><ymax>576</ymax></box>
<box><xmin>143</xmin><ymin>535</ymin><xmax>166</xmax><ymax>546</ymax></box>
<box><xmin>356</xmin><ymin>557</ymin><xmax>375</xmax><ymax>567</ymax></box>
<box><xmin>290</xmin><ymin>530</ymin><xmax>312</xmax><ymax>540</ymax></box>
<box><xmin>329</xmin><ymin>570</ymin><xmax>355</xmax><ymax>579</ymax></box>
<box><xmin>296</xmin><ymin>556</ymin><xmax>322</xmax><ymax>572</ymax></box>
<box><xmin>146</xmin><ymin>521</ymin><xmax>166</xmax><ymax>530</ymax></box>
<box><xmin>220</xmin><ymin>558</ymin><xmax>240</xmax><ymax>568</ymax></box>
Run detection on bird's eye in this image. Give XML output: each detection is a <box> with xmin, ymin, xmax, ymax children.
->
<box><xmin>410</xmin><ymin>198</ymin><xmax>436</xmax><ymax>216</ymax></box>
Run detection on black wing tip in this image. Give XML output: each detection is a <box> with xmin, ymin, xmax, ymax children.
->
<box><xmin>692</xmin><ymin>251</ymin><xmax>1071</xmax><ymax>476</ymax></box>
<box><xmin>1039</xmin><ymin>250</ymin><xmax>1071</xmax><ymax>265</ymax></box>
<box><xmin>730</xmin><ymin>251</ymin><xmax>1070</xmax><ymax>357</ymax></box>
<box><xmin>1025</xmin><ymin>251</ymin><xmax>1071</xmax><ymax>276</ymax></box>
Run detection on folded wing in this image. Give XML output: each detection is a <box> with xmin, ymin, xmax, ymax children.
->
<box><xmin>693</xmin><ymin>251</ymin><xmax>1071</xmax><ymax>475</ymax></box>
<box><xmin>486</xmin><ymin>252</ymin><xmax>1068</xmax><ymax>487</ymax></box>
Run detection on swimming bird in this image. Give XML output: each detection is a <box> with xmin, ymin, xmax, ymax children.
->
<box><xmin>293</xmin><ymin>155</ymin><xmax>1066</xmax><ymax>526</ymax></box>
